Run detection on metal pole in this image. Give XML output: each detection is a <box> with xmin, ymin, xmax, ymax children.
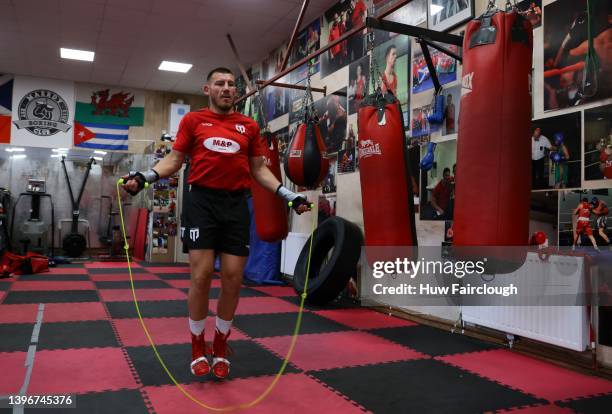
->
<box><xmin>280</xmin><ymin>0</ymin><xmax>310</xmax><ymax>72</ymax></box>
<box><xmin>255</xmin><ymin>79</ymin><xmax>327</xmax><ymax>95</ymax></box>
<box><xmin>226</xmin><ymin>33</ymin><xmax>254</xmax><ymax>92</ymax></box>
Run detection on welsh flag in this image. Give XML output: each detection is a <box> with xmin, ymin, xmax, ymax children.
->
<box><xmin>74</xmin><ymin>121</ymin><xmax>129</xmax><ymax>151</ymax></box>
<box><xmin>75</xmin><ymin>83</ymin><xmax>144</xmax><ymax>126</ymax></box>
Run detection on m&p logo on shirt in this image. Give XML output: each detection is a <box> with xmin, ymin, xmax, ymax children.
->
<box><xmin>204</xmin><ymin>137</ymin><xmax>240</xmax><ymax>153</ymax></box>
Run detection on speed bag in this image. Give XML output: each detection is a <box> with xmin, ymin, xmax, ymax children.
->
<box><xmin>284</xmin><ymin>119</ymin><xmax>329</xmax><ymax>188</ymax></box>
<box><xmin>358</xmin><ymin>92</ymin><xmax>417</xmax><ymax>250</ymax></box>
<box><xmin>251</xmin><ymin>132</ymin><xmax>288</xmax><ymax>242</ymax></box>
<box><xmin>453</xmin><ymin>10</ymin><xmax>532</xmax><ymax>268</ymax></box>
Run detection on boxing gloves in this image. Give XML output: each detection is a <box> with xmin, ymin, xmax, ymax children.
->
<box><xmin>420</xmin><ymin>142</ymin><xmax>436</xmax><ymax>171</ymax></box>
<box><xmin>549</xmin><ymin>151</ymin><xmax>565</xmax><ymax>163</ymax></box>
<box><xmin>427</xmin><ymin>95</ymin><xmax>445</xmax><ymax>124</ymax></box>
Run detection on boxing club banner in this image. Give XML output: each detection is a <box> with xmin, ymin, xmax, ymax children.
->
<box><xmin>11</xmin><ymin>75</ymin><xmax>75</xmax><ymax>149</ymax></box>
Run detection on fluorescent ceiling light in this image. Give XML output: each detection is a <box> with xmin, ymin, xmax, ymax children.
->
<box><xmin>93</xmin><ymin>156</ymin><xmax>103</xmax><ymax>161</ymax></box>
<box><xmin>50</xmin><ymin>154</ymin><xmax>62</xmax><ymax>158</ymax></box>
<box><xmin>52</xmin><ymin>148</ymin><xmax>69</xmax><ymax>153</ymax></box>
<box><xmin>94</xmin><ymin>150</ymin><xmax>107</xmax><ymax>155</ymax></box>
<box><xmin>430</xmin><ymin>4</ymin><xmax>444</xmax><ymax>15</ymax></box>
<box><xmin>60</xmin><ymin>47</ymin><xmax>95</xmax><ymax>62</ymax></box>
<box><xmin>158</xmin><ymin>60</ymin><xmax>192</xmax><ymax>73</ymax></box>
<box><xmin>5</xmin><ymin>147</ymin><xmax>25</xmax><ymax>152</ymax></box>
<box><xmin>11</xmin><ymin>154</ymin><xmax>26</xmax><ymax>159</ymax></box>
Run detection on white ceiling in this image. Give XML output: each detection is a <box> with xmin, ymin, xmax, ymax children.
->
<box><xmin>0</xmin><ymin>0</ymin><xmax>337</xmax><ymax>94</ymax></box>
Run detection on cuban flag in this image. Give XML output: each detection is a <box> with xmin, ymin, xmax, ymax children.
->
<box><xmin>0</xmin><ymin>74</ymin><xmax>12</xmax><ymax>144</ymax></box>
<box><xmin>74</xmin><ymin>121</ymin><xmax>128</xmax><ymax>150</ymax></box>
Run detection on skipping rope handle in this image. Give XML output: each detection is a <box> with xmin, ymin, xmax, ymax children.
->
<box><xmin>276</xmin><ymin>184</ymin><xmax>313</xmax><ymax>214</ymax></box>
<box><xmin>118</xmin><ymin>169</ymin><xmax>158</xmax><ymax>196</ymax></box>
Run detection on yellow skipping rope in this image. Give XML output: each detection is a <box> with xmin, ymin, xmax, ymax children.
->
<box><xmin>116</xmin><ymin>179</ymin><xmax>316</xmax><ymax>411</ymax></box>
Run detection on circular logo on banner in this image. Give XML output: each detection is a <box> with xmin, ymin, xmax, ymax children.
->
<box><xmin>14</xmin><ymin>89</ymin><xmax>71</xmax><ymax>136</ymax></box>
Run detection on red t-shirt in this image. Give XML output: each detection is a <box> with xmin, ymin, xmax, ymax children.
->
<box><xmin>356</xmin><ymin>77</ymin><xmax>365</xmax><ymax>99</ymax></box>
<box><xmin>577</xmin><ymin>202</ymin><xmax>591</xmax><ymax>220</ymax></box>
<box><xmin>329</xmin><ymin>24</ymin><xmax>341</xmax><ymax>56</ymax></box>
<box><xmin>352</xmin><ymin>0</ymin><xmax>366</xmax><ymax>28</ymax></box>
<box><xmin>173</xmin><ymin>108</ymin><xmax>265</xmax><ymax>191</ymax></box>
<box><xmin>433</xmin><ymin>180</ymin><xmax>451</xmax><ymax>211</ymax></box>
<box><xmin>381</xmin><ymin>72</ymin><xmax>397</xmax><ymax>96</ymax></box>
<box><xmin>602</xmin><ymin>152</ymin><xmax>612</xmax><ymax>179</ymax></box>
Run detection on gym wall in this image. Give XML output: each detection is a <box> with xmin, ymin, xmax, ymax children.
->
<box><xmin>0</xmin><ymin>84</ymin><xmax>207</xmax><ymax>251</ymax></box>
<box><xmin>244</xmin><ymin>0</ymin><xmax>612</xmax><ymax>342</ymax></box>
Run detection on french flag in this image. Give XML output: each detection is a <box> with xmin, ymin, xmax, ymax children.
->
<box><xmin>74</xmin><ymin>121</ymin><xmax>129</xmax><ymax>151</ymax></box>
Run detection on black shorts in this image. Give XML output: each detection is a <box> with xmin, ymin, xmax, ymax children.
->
<box><xmin>597</xmin><ymin>216</ymin><xmax>608</xmax><ymax>229</ymax></box>
<box><xmin>181</xmin><ymin>185</ymin><xmax>250</xmax><ymax>256</ymax></box>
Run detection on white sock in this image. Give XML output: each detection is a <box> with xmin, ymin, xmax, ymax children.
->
<box><xmin>189</xmin><ymin>318</ymin><xmax>205</xmax><ymax>336</ymax></box>
<box><xmin>216</xmin><ymin>316</ymin><xmax>232</xmax><ymax>335</ymax></box>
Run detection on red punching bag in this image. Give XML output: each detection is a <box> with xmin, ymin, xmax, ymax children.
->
<box><xmin>358</xmin><ymin>92</ymin><xmax>417</xmax><ymax>250</ymax></box>
<box><xmin>284</xmin><ymin>115</ymin><xmax>329</xmax><ymax>188</ymax></box>
<box><xmin>453</xmin><ymin>9</ymin><xmax>533</xmax><ymax>263</ymax></box>
<box><xmin>251</xmin><ymin>131</ymin><xmax>288</xmax><ymax>242</ymax></box>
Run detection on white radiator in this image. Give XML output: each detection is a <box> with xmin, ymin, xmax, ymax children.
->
<box><xmin>462</xmin><ymin>253</ymin><xmax>590</xmax><ymax>352</ymax></box>
<box><xmin>281</xmin><ymin>232</ymin><xmax>309</xmax><ymax>277</ymax></box>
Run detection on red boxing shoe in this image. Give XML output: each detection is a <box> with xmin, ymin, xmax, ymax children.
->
<box><xmin>190</xmin><ymin>332</ymin><xmax>210</xmax><ymax>376</ymax></box>
<box><xmin>212</xmin><ymin>329</ymin><xmax>232</xmax><ymax>379</ymax></box>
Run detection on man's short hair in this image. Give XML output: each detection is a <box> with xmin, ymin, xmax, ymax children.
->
<box><xmin>207</xmin><ymin>67</ymin><xmax>234</xmax><ymax>81</ymax></box>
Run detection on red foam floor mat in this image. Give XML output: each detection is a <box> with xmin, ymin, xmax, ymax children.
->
<box><xmin>208</xmin><ymin>297</ymin><xmax>301</xmax><ymax>315</ymax></box>
<box><xmin>143</xmin><ymin>373</ymin><xmax>366</xmax><ymax>414</ymax></box>
<box><xmin>113</xmin><ymin>317</ymin><xmax>249</xmax><ymax>347</ymax></box>
<box><xmin>0</xmin><ymin>302</ymin><xmax>107</xmax><ymax>323</ymax></box>
<box><xmin>11</xmin><ymin>281</ymin><xmax>96</xmax><ymax>291</ymax></box>
<box><xmin>257</xmin><ymin>331</ymin><xmax>427</xmax><ymax>371</ymax></box>
<box><xmin>99</xmin><ymin>288</ymin><xmax>187</xmax><ymax>302</ymax></box>
<box><xmin>439</xmin><ymin>349</ymin><xmax>612</xmax><ymax>401</ymax></box>
<box><xmin>27</xmin><ymin>348</ymin><xmax>139</xmax><ymax>394</ymax></box>
<box><xmin>313</xmin><ymin>308</ymin><xmax>418</xmax><ymax>330</ymax></box>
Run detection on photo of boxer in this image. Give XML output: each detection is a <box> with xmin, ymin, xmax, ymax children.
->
<box><xmin>584</xmin><ymin>103</ymin><xmax>612</xmax><ymax>181</ymax></box>
<box><xmin>531</xmin><ymin>112</ymin><xmax>582</xmax><ymax>190</ymax></box>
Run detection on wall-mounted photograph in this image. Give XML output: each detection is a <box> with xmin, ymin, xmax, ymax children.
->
<box><xmin>420</xmin><ymin>139</ymin><xmax>457</xmax><ymax>221</ymax></box>
<box><xmin>543</xmin><ymin>0</ymin><xmax>611</xmax><ymax>111</ymax></box>
<box><xmin>348</xmin><ymin>56</ymin><xmax>369</xmax><ymax>115</ymax></box>
<box><xmin>531</xmin><ymin>111</ymin><xmax>581</xmax><ymax>190</ymax></box>
<box><xmin>515</xmin><ymin>0</ymin><xmax>542</xmax><ymax>29</ymax></box>
<box><xmin>558</xmin><ymin>189</ymin><xmax>611</xmax><ymax>250</ymax></box>
<box><xmin>288</xmin><ymin>18</ymin><xmax>321</xmax><ymax>83</ymax></box>
<box><xmin>584</xmin><ymin>103</ymin><xmax>612</xmax><ymax>181</ymax></box>
<box><xmin>412</xmin><ymin>43</ymin><xmax>458</xmax><ymax>95</ymax></box>
<box><xmin>428</xmin><ymin>0</ymin><xmax>474</xmax><ymax>32</ymax></box>
<box><xmin>338</xmin><ymin>122</ymin><xmax>357</xmax><ymax>174</ymax></box>
<box><xmin>314</xmin><ymin>88</ymin><xmax>348</xmax><ymax>155</ymax></box>
<box><xmin>320</xmin><ymin>0</ymin><xmax>362</xmax><ymax>78</ymax></box>
<box><xmin>372</xmin><ymin>34</ymin><xmax>410</xmax><ymax>109</ymax></box>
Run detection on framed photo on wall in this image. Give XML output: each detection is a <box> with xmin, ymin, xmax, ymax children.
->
<box><xmin>427</xmin><ymin>0</ymin><xmax>474</xmax><ymax>32</ymax></box>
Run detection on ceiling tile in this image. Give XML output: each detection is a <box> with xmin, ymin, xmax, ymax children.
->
<box><xmin>106</xmin><ymin>0</ymin><xmax>154</xmax><ymax>12</ymax></box>
<box><xmin>3</xmin><ymin>0</ymin><xmax>341</xmax><ymax>93</ymax></box>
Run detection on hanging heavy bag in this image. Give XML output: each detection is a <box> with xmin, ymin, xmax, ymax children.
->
<box><xmin>453</xmin><ymin>6</ymin><xmax>533</xmax><ymax>272</ymax></box>
<box><xmin>251</xmin><ymin>131</ymin><xmax>288</xmax><ymax>241</ymax></box>
<box><xmin>358</xmin><ymin>91</ymin><xmax>417</xmax><ymax>253</ymax></box>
